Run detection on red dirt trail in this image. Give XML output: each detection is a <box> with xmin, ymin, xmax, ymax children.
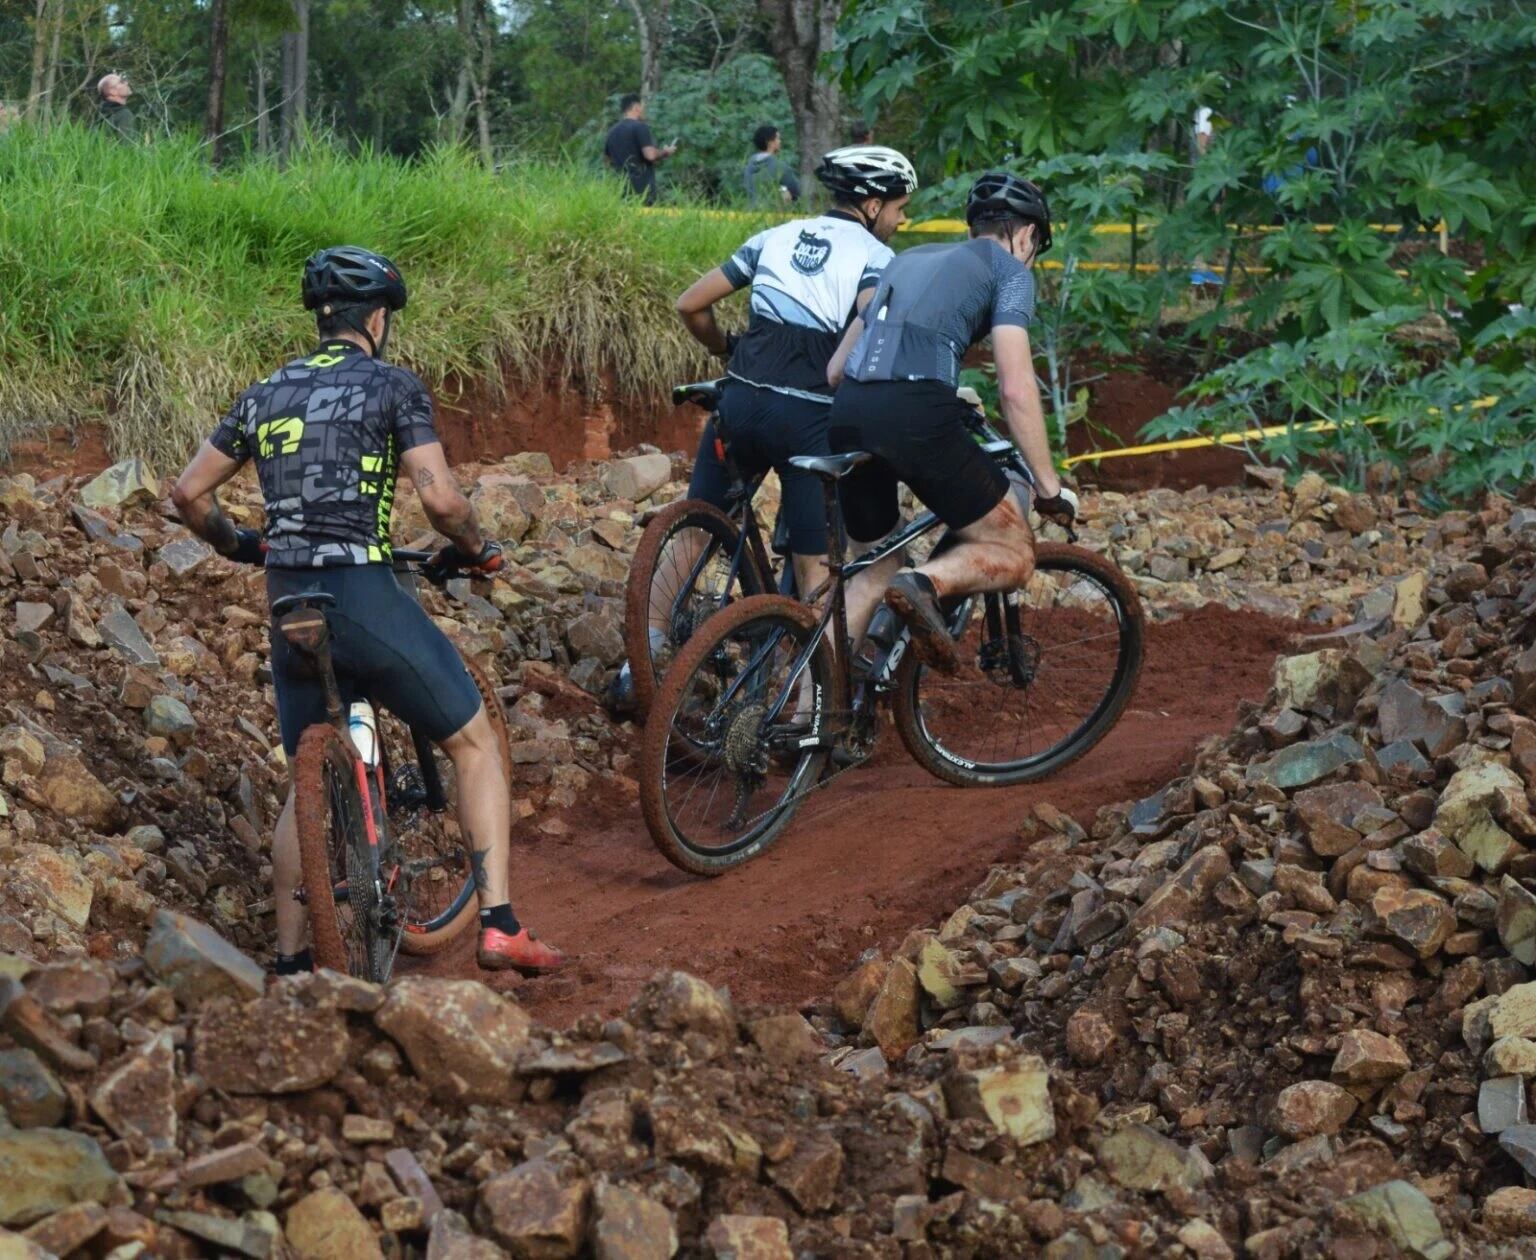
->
<box><xmin>418</xmin><ymin>603</ymin><xmax>1300</xmax><ymax>1024</ymax></box>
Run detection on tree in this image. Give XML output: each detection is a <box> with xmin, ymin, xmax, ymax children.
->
<box><xmin>757</xmin><ymin>0</ymin><xmax>837</xmax><ymax>187</ymax></box>
<box><xmin>621</xmin><ymin>0</ymin><xmax>670</xmax><ymax>99</ymax></box>
<box><xmin>278</xmin><ymin>0</ymin><xmax>306</xmax><ymax>159</ymax></box>
<box><xmin>205</xmin><ymin>0</ymin><xmax>230</xmax><ymax>158</ymax></box>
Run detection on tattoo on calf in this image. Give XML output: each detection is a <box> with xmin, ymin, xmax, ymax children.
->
<box><xmin>469</xmin><ymin>846</ymin><xmax>491</xmax><ymax>897</ymax></box>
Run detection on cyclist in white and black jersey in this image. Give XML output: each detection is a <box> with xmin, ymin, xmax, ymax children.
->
<box><xmin>672</xmin><ymin>145</ymin><xmax>917</xmax><ymax>599</ymax></box>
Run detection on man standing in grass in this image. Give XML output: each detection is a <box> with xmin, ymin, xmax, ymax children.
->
<box><xmin>603</xmin><ymin>93</ymin><xmax>676</xmax><ymax>205</ymax></box>
<box><xmin>743</xmin><ymin>124</ymin><xmax>800</xmax><ymax>206</ymax></box>
<box><xmin>95</xmin><ymin>74</ymin><xmax>138</xmax><ymax>142</ymax></box>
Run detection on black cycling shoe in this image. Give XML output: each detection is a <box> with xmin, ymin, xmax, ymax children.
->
<box><xmin>883</xmin><ymin>571</ymin><xmax>961</xmax><ymax>676</ymax></box>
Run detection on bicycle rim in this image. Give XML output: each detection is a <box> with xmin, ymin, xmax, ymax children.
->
<box><xmin>895</xmin><ymin>545</ymin><xmax>1144</xmax><ymax>786</ymax></box>
<box><xmin>625</xmin><ymin>500</ymin><xmax>770</xmax><ymax>716</ymax></box>
<box><xmin>390</xmin><ymin>657</ymin><xmax>510</xmax><ymax>953</ymax></box>
<box><xmin>641</xmin><ymin>595</ymin><xmax>831</xmax><ymax>875</ymax></box>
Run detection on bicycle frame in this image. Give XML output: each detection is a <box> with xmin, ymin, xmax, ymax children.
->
<box><xmin>716</xmin><ymin>412</ymin><xmax>1056</xmax><ymax>749</ymax></box>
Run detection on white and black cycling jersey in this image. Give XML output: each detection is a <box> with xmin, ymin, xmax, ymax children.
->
<box><xmin>720</xmin><ymin>211</ymin><xmax>893</xmax><ymax>402</ymax></box>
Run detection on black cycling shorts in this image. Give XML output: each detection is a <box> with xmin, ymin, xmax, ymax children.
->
<box><xmin>829</xmin><ymin>379</ymin><xmax>1009</xmax><ymax>542</ymax></box>
<box><xmin>266</xmin><ymin>564</ymin><xmax>482</xmax><ymax>756</ymax></box>
<box><xmin>687</xmin><ymin>379</ymin><xmax>831</xmax><ymax>554</ymax></box>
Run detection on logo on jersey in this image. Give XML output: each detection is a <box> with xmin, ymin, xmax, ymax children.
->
<box><xmin>790</xmin><ymin>230</ymin><xmax>832</xmax><ymax>276</ymax></box>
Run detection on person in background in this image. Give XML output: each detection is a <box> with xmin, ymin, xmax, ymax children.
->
<box><xmin>96</xmin><ymin>74</ymin><xmax>138</xmax><ymax>142</ymax></box>
<box><xmin>1188</xmin><ymin>106</ymin><xmax>1223</xmax><ymax>287</ymax></box>
<box><xmin>743</xmin><ymin>124</ymin><xmax>801</xmax><ymax>206</ymax></box>
<box><xmin>603</xmin><ymin>93</ymin><xmax>676</xmax><ymax>205</ymax></box>
<box><xmin>849</xmin><ymin>120</ymin><xmax>873</xmax><ymax>146</ymax></box>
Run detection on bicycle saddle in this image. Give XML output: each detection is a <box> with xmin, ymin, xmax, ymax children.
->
<box><xmin>271</xmin><ymin>591</ymin><xmax>338</xmax><ymax>617</ymax></box>
<box><xmin>672</xmin><ymin>379</ymin><xmax>726</xmax><ymax>410</ymax></box>
<box><xmin>788</xmin><ymin>452</ymin><xmax>873</xmax><ymax>480</ymax></box>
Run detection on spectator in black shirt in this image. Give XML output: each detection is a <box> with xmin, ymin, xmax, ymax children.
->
<box><xmin>603</xmin><ymin>93</ymin><xmax>676</xmax><ymax>205</ymax></box>
<box><xmin>849</xmin><ymin>120</ymin><xmax>873</xmax><ymax>145</ymax></box>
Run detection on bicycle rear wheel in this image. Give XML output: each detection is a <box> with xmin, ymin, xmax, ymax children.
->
<box><xmin>640</xmin><ymin>594</ymin><xmax>834</xmax><ymax>876</ymax></box>
<box><xmin>625</xmin><ymin>499</ymin><xmax>772</xmax><ymax>718</ymax></box>
<box><xmin>294</xmin><ymin>724</ymin><xmax>393</xmax><ymax>981</ymax></box>
<box><xmin>390</xmin><ymin>656</ymin><xmax>513</xmax><ymax>955</ymax></box>
<box><xmin>894</xmin><ymin>543</ymin><xmax>1144</xmax><ymax>787</ymax></box>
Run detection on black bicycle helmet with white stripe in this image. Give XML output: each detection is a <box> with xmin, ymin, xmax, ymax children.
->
<box><xmin>815</xmin><ymin>145</ymin><xmax>918</xmax><ymax>201</ymax></box>
<box><xmin>965</xmin><ymin>172</ymin><xmax>1053</xmax><ymax>253</ymax></box>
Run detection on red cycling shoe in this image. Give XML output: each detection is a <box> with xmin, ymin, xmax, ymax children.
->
<box><xmin>476</xmin><ymin>926</ymin><xmax>567</xmax><ymax>975</ymax></box>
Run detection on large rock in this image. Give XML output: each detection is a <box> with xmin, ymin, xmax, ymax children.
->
<box><xmin>1272</xmin><ymin>650</ymin><xmax>1361</xmax><ymax>716</ymax></box>
<box><xmin>943</xmin><ymin>1058</ymin><xmax>1055</xmax><ymax>1145</ymax></box>
<box><xmin>476</xmin><ymin>1159</ymin><xmax>589</xmax><ymax>1259</ymax></box>
<box><xmin>376</xmin><ymin>978</ymin><xmax>530</xmax><ymax>1104</ymax></box>
<box><xmin>601</xmin><ymin>455</ymin><xmax>671</xmax><ymax>504</ymax></box>
<box><xmin>1133</xmin><ymin>845</ymin><xmax>1231</xmax><ymax>929</ymax></box>
<box><xmin>1097</xmin><ymin>1124</ymin><xmax>1211</xmax><ymax>1192</ymax></box>
<box><xmin>745</xmin><ymin>1013</ymin><xmax>822</xmax><ymax>1066</ymax></box>
<box><xmin>0</xmin><ymin>1049</ymin><xmax>65</xmax><ymax>1128</ymax></box>
<box><xmin>91</xmin><ymin>1031</ymin><xmax>176</xmax><ymax>1152</ymax></box>
<box><xmin>196</xmin><ymin>994</ymin><xmax>348</xmax><ymax>1094</ymax></box>
<box><xmin>97</xmin><ymin>609</ymin><xmax>159</xmax><ymax>667</ymax></box>
<box><xmin>1292</xmin><ymin>782</ymin><xmax>1385</xmax><ymax>857</ymax></box>
<box><xmin>36</xmin><ymin>756</ymin><xmax>118</xmax><ymax>830</ymax></box>
<box><xmin>78</xmin><ymin>459</ymin><xmax>158</xmax><ymax>510</ymax></box>
<box><xmin>1490</xmin><ymin>983</ymin><xmax>1536</xmax><ymax>1040</ymax></box>
<box><xmin>1436</xmin><ymin>763</ymin><xmax>1533</xmax><ymax>873</ymax></box>
<box><xmin>1330</xmin><ymin>1029</ymin><xmax>1410</xmax><ymax>1089</ymax></box>
<box><xmin>427</xmin><ymin>1211</ymin><xmax>512</xmax><ymax>1260</ymax></box>
<box><xmin>1334</xmin><ymin>1179</ymin><xmax>1452</xmax><ymax>1260</ymax></box>
<box><xmin>591</xmin><ymin>1183</ymin><xmax>676</xmax><ymax>1260</ymax></box>
<box><xmin>12</xmin><ymin>847</ymin><xmax>92</xmax><ymax>928</ymax></box>
<box><xmin>143</xmin><ymin>911</ymin><xmax>264</xmax><ymax>1006</ymax></box>
<box><xmin>1499</xmin><ymin>877</ymin><xmax>1536</xmax><ymax>965</ymax></box>
<box><xmin>1246</xmin><ymin>733</ymin><xmax>1366</xmax><ymax>791</ymax></box>
<box><xmin>1368</xmin><ymin>887</ymin><xmax>1455</xmax><ymax>958</ymax></box>
<box><xmin>470</xmin><ymin>483</ymin><xmax>533</xmax><ymax>545</ymax></box>
<box><xmin>703</xmin><ymin>1216</ymin><xmax>792</xmax><ymax>1260</ymax></box>
<box><xmin>627</xmin><ymin>971</ymin><xmax>735</xmax><ymax>1056</ymax></box>
<box><xmin>144</xmin><ymin>695</ymin><xmax>197</xmax><ymax>747</ymax></box>
<box><xmin>864</xmin><ymin>958</ymin><xmax>920</xmax><ymax>1060</ymax></box>
<box><xmin>1377</xmin><ymin>681</ymin><xmax>1467</xmax><ymax>757</ymax></box>
<box><xmin>0</xmin><ymin>1129</ymin><xmax>119</xmax><ymax>1227</ymax></box>
<box><xmin>286</xmin><ymin>1187</ymin><xmax>383</xmax><ymax>1260</ymax></box>
<box><xmin>1276</xmin><ymin>1080</ymin><xmax>1357</xmax><ymax>1138</ymax></box>
<box><xmin>767</xmin><ymin>1131</ymin><xmax>844</xmax><ymax>1213</ymax></box>
<box><xmin>565</xmin><ymin>612</ymin><xmax>624</xmax><ymax>667</ymax></box>
<box><xmin>1485</xmin><ymin>1186</ymin><xmax>1536</xmax><ymax>1238</ymax></box>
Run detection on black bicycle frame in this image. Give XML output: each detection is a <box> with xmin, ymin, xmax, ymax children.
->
<box><xmin>734</xmin><ymin>412</ymin><xmax>1051</xmax><ymax>743</ymax></box>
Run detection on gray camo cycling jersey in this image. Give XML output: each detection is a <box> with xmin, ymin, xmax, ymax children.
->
<box><xmin>208</xmin><ymin>341</ymin><xmax>439</xmax><ymax>568</ymax></box>
<box><xmin>844</xmin><ymin>237</ymin><xmax>1036</xmax><ymax>388</ymax></box>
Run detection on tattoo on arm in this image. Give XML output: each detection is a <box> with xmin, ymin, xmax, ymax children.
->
<box><xmin>195</xmin><ymin>497</ymin><xmax>239</xmax><ymax>554</ymax></box>
<box><xmin>412</xmin><ymin>466</ymin><xmax>437</xmax><ymax>490</ymax></box>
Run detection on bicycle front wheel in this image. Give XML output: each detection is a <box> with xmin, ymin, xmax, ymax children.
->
<box><xmin>294</xmin><ymin>724</ymin><xmax>393</xmax><ymax>981</ymax></box>
<box><xmin>624</xmin><ymin>499</ymin><xmax>772</xmax><ymax>718</ymax></box>
<box><xmin>391</xmin><ymin>656</ymin><xmax>513</xmax><ymax>956</ymax></box>
<box><xmin>640</xmin><ymin>594</ymin><xmax>834</xmax><ymax>876</ymax></box>
<box><xmin>894</xmin><ymin>543</ymin><xmax>1144</xmax><ymax>787</ymax></box>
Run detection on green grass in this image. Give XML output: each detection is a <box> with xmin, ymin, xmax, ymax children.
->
<box><xmin>0</xmin><ymin>125</ymin><xmax>769</xmax><ymax>467</ymax></box>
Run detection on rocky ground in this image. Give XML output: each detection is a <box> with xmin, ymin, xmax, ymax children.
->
<box><xmin>0</xmin><ymin>446</ymin><xmax>1534</xmax><ymax>1257</ymax></box>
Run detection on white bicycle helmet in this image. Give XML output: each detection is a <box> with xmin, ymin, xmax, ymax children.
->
<box><xmin>815</xmin><ymin>145</ymin><xmax>918</xmax><ymax>200</ymax></box>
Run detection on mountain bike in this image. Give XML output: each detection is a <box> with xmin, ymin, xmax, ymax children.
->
<box><xmin>623</xmin><ymin>379</ymin><xmax>796</xmax><ymax>717</ymax></box>
<box><xmin>639</xmin><ymin>414</ymin><xmax>1145</xmax><ymax>876</ymax></box>
<box><xmin>277</xmin><ymin>549</ymin><xmax>512</xmax><ymax>981</ymax></box>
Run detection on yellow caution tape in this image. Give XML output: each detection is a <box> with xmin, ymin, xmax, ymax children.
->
<box><xmin>1061</xmin><ymin>396</ymin><xmax>1498</xmax><ymax>467</ymax></box>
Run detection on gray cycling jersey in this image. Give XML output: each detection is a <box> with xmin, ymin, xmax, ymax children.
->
<box><xmin>844</xmin><ymin>237</ymin><xmax>1036</xmax><ymax>387</ymax></box>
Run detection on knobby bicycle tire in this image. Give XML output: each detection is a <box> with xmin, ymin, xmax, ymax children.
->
<box><xmin>624</xmin><ymin>498</ymin><xmax>771</xmax><ymax>719</ymax></box>
<box><xmin>641</xmin><ymin>594</ymin><xmax>834</xmax><ymax>876</ymax></box>
<box><xmin>893</xmin><ymin>543</ymin><xmax>1145</xmax><ymax>788</ymax></box>
<box><xmin>294</xmin><ymin>723</ymin><xmax>391</xmax><ymax>980</ymax></box>
<box><xmin>396</xmin><ymin>654</ymin><xmax>513</xmax><ymax>955</ymax></box>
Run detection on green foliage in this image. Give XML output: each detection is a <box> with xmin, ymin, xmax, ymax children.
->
<box><xmin>0</xmin><ymin>123</ymin><xmax>761</xmax><ymax>466</ymax></box>
<box><xmin>1141</xmin><ymin>310</ymin><xmax>1536</xmax><ymax>500</ymax></box>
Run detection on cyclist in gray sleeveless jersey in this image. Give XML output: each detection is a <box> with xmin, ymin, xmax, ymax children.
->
<box><xmin>827</xmin><ymin>172</ymin><xmax>1079</xmax><ymax>675</ymax></box>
